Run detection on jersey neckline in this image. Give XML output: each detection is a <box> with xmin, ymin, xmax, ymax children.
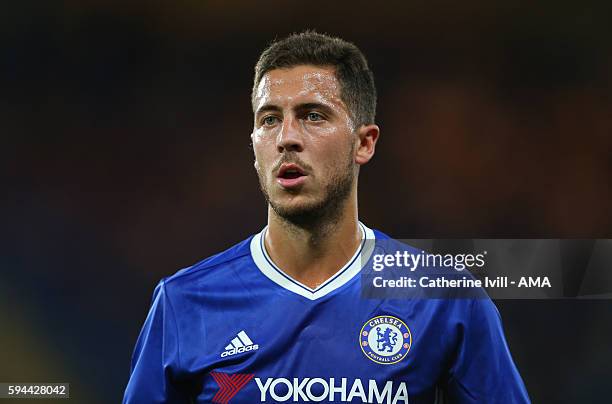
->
<box><xmin>249</xmin><ymin>222</ymin><xmax>375</xmax><ymax>300</ymax></box>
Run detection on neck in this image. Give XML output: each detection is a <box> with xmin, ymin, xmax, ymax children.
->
<box><xmin>264</xmin><ymin>192</ymin><xmax>361</xmax><ymax>289</ymax></box>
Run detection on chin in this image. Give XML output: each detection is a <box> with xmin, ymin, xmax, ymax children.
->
<box><xmin>272</xmin><ymin>199</ymin><xmax>318</xmax><ymax>216</ymax></box>
<box><xmin>270</xmin><ymin>197</ymin><xmax>326</xmax><ymax>222</ymax></box>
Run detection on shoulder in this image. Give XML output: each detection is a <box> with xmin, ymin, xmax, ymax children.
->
<box><xmin>160</xmin><ymin>233</ymin><xmax>256</xmax><ymax>293</ymax></box>
<box><xmin>369</xmin><ymin>227</ymin><xmax>427</xmax><ymax>257</ymax></box>
<box><xmin>371</xmin><ymin>228</ymin><xmax>391</xmax><ymax>240</ymax></box>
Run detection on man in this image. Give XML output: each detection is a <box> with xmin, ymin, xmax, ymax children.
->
<box><xmin>123</xmin><ymin>31</ymin><xmax>530</xmax><ymax>403</ymax></box>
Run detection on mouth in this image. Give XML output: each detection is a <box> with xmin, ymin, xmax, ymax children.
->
<box><xmin>276</xmin><ymin>163</ymin><xmax>308</xmax><ymax>188</ymax></box>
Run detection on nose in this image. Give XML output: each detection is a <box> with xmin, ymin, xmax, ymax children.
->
<box><xmin>276</xmin><ymin>116</ymin><xmax>304</xmax><ymax>153</ymax></box>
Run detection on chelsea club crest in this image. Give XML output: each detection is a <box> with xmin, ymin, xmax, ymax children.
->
<box><xmin>360</xmin><ymin>315</ymin><xmax>412</xmax><ymax>365</ymax></box>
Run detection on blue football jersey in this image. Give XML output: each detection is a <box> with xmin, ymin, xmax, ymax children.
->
<box><xmin>123</xmin><ymin>223</ymin><xmax>530</xmax><ymax>403</ymax></box>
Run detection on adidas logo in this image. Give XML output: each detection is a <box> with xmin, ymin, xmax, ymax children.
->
<box><xmin>220</xmin><ymin>330</ymin><xmax>259</xmax><ymax>358</ymax></box>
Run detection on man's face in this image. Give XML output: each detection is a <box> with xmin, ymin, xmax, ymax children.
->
<box><xmin>251</xmin><ymin>65</ymin><xmax>357</xmax><ymax>223</ymax></box>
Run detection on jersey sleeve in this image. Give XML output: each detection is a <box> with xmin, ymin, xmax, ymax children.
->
<box><xmin>446</xmin><ymin>298</ymin><xmax>530</xmax><ymax>403</ymax></box>
<box><xmin>123</xmin><ymin>280</ymin><xmax>190</xmax><ymax>404</ymax></box>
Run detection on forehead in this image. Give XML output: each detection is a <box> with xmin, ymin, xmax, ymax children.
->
<box><xmin>253</xmin><ymin>65</ymin><xmax>345</xmax><ymax>110</ymax></box>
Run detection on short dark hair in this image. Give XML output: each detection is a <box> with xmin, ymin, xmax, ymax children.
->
<box><xmin>252</xmin><ymin>31</ymin><xmax>377</xmax><ymax>128</ymax></box>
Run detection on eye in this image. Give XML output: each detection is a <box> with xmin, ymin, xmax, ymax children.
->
<box><xmin>262</xmin><ymin>116</ymin><xmax>279</xmax><ymax>126</ymax></box>
<box><xmin>306</xmin><ymin>112</ymin><xmax>324</xmax><ymax>122</ymax></box>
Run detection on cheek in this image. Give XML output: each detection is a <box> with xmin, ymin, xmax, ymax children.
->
<box><xmin>251</xmin><ymin>129</ymin><xmax>267</xmax><ymax>144</ymax></box>
<box><xmin>304</xmin><ymin>123</ymin><xmax>345</xmax><ymax>149</ymax></box>
<box><xmin>253</xmin><ymin>141</ymin><xmax>274</xmax><ymax>174</ymax></box>
<box><xmin>314</xmin><ymin>135</ymin><xmax>354</xmax><ymax>171</ymax></box>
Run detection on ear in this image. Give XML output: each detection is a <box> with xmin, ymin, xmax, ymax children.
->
<box><xmin>354</xmin><ymin>124</ymin><xmax>380</xmax><ymax>165</ymax></box>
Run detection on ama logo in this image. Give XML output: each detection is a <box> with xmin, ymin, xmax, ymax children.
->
<box><xmin>360</xmin><ymin>315</ymin><xmax>412</xmax><ymax>365</ymax></box>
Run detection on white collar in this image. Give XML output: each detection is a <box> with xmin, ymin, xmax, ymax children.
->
<box><xmin>250</xmin><ymin>222</ymin><xmax>375</xmax><ymax>300</ymax></box>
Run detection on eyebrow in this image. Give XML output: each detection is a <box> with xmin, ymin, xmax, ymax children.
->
<box><xmin>255</xmin><ymin>104</ymin><xmax>282</xmax><ymax>117</ymax></box>
<box><xmin>255</xmin><ymin>102</ymin><xmax>335</xmax><ymax>118</ymax></box>
<box><xmin>295</xmin><ymin>103</ymin><xmax>335</xmax><ymax>116</ymax></box>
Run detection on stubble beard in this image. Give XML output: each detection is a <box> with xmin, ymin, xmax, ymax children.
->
<box><xmin>256</xmin><ymin>147</ymin><xmax>356</xmax><ymax>230</ymax></box>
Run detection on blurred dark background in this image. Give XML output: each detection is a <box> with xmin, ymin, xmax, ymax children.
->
<box><xmin>1</xmin><ymin>1</ymin><xmax>611</xmax><ymax>403</ymax></box>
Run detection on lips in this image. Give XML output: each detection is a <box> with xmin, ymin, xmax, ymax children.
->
<box><xmin>278</xmin><ymin>163</ymin><xmax>305</xmax><ymax>178</ymax></box>
<box><xmin>277</xmin><ymin>163</ymin><xmax>307</xmax><ymax>188</ymax></box>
